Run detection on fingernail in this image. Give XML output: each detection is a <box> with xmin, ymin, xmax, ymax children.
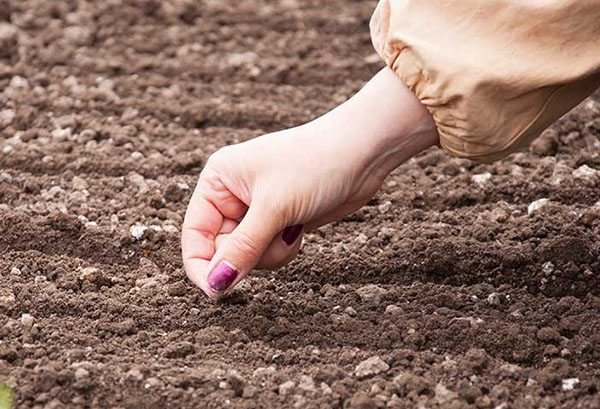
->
<box><xmin>282</xmin><ymin>224</ymin><xmax>303</xmax><ymax>246</ymax></box>
<box><xmin>207</xmin><ymin>261</ymin><xmax>238</xmax><ymax>292</ymax></box>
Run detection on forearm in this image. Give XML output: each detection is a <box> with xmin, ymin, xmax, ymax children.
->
<box><xmin>308</xmin><ymin>67</ymin><xmax>439</xmax><ymax>177</ymax></box>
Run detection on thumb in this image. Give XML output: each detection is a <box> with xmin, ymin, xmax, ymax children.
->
<box><xmin>205</xmin><ymin>202</ymin><xmax>285</xmax><ymax>296</ymax></box>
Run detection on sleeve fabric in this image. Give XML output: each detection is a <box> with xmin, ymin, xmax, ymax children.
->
<box><xmin>370</xmin><ymin>0</ymin><xmax>600</xmax><ymax>163</ymax></box>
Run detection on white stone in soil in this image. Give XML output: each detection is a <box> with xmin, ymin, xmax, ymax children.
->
<box><xmin>527</xmin><ymin>198</ymin><xmax>549</xmax><ymax>216</ymax></box>
<box><xmin>9</xmin><ymin>75</ymin><xmax>29</xmax><ymax>89</ymax></box>
<box><xmin>20</xmin><ymin>313</ymin><xmax>34</xmax><ymax>328</ymax></box>
<box><xmin>562</xmin><ymin>378</ymin><xmax>580</xmax><ymax>391</ymax></box>
<box><xmin>278</xmin><ymin>381</ymin><xmax>296</xmax><ymax>396</ymax></box>
<box><xmin>572</xmin><ymin>165</ymin><xmax>597</xmax><ymax>179</ymax></box>
<box><xmin>130</xmin><ymin>225</ymin><xmax>148</xmax><ymax>240</ymax></box>
<box><xmin>355</xmin><ymin>356</ymin><xmax>390</xmax><ymax>379</ymax></box>
<box><xmin>471</xmin><ymin>172</ymin><xmax>492</xmax><ymax>186</ymax></box>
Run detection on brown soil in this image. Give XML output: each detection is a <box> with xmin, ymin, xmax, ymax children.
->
<box><xmin>1</xmin><ymin>0</ymin><xmax>600</xmax><ymax>408</ymax></box>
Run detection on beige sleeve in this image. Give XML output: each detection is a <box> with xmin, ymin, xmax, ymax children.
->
<box><xmin>370</xmin><ymin>0</ymin><xmax>600</xmax><ymax>163</ymax></box>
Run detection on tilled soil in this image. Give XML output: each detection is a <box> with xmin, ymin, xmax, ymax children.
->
<box><xmin>1</xmin><ymin>0</ymin><xmax>600</xmax><ymax>408</ymax></box>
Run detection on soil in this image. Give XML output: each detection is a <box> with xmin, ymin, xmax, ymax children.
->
<box><xmin>1</xmin><ymin>0</ymin><xmax>600</xmax><ymax>408</ymax></box>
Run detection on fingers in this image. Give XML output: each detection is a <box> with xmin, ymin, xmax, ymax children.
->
<box><xmin>181</xmin><ymin>196</ymin><xmax>222</xmax><ymax>294</ymax></box>
<box><xmin>204</xmin><ymin>202</ymin><xmax>286</xmax><ymax>297</ymax></box>
<box><xmin>181</xmin><ymin>169</ymin><xmax>247</xmax><ymax>296</ymax></box>
<box><xmin>256</xmin><ymin>225</ymin><xmax>304</xmax><ymax>270</ymax></box>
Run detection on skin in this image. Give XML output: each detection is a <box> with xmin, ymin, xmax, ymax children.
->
<box><xmin>182</xmin><ymin>67</ymin><xmax>440</xmax><ymax>299</ymax></box>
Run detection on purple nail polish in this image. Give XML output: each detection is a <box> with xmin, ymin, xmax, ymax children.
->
<box><xmin>207</xmin><ymin>261</ymin><xmax>238</xmax><ymax>292</ymax></box>
<box><xmin>282</xmin><ymin>224</ymin><xmax>303</xmax><ymax>246</ymax></box>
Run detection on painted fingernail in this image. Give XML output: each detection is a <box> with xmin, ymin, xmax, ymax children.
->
<box><xmin>282</xmin><ymin>224</ymin><xmax>303</xmax><ymax>246</ymax></box>
<box><xmin>207</xmin><ymin>261</ymin><xmax>238</xmax><ymax>292</ymax></box>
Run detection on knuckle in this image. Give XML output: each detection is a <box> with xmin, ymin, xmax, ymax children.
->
<box><xmin>205</xmin><ymin>146</ymin><xmax>233</xmax><ymax>169</ymax></box>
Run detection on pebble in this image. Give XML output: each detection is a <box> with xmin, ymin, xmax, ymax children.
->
<box><xmin>63</xmin><ymin>26</ymin><xmax>94</xmax><ymax>47</ymax></box>
<box><xmin>572</xmin><ymin>165</ymin><xmax>597</xmax><ymax>179</ymax></box>
<box><xmin>279</xmin><ymin>381</ymin><xmax>296</xmax><ymax>396</ymax></box>
<box><xmin>253</xmin><ymin>366</ymin><xmax>276</xmax><ymax>378</ymax></box>
<box><xmin>487</xmin><ymin>293</ymin><xmax>501</xmax><ymax>306</ymax></box>
<box><xmin>130</xmin><ymin>225</ymin><xmax>148</xmax><ymax>240</ymax></box>
<box><xmin>74</xmin><ymin>368</ymin><xmax>89</xmax><ymax>380</ymax></box>
<box><xmin>72</xmin><ymin>176</ymin><xmax>89</xmax><ymax>190</ymax></box>
<box><xmin>354</xmin><ymin>356</ymin><xmax>390</xmax><ymax>379</ymax></box>
<box><xmin>0</xmin><ymin>109</ymin><xmax>14</xmax><ymax>127</ymax></box>
<box><xmin>527</xmin><ymin>198</ymin><xmax>549</xmax><ymax>216</ymax></box>
<box><xmin>385</xmin><ymin>305</ymin><xmax>404</xmax><ymax>315</ymax></box>
<box><xmin>562</xmin><ymin>378</ymin><xmax>580</xmax><ymax>391</ymax></box>
<box><xmin>163</xmin><ymin>225</ymin><xmax>178</xmax><ymax>234</ymax></box>
<box><xmin>297</xmin><ymin>375</ymin><xmax>316</xmax><ymax>394</ymax></box>
<box><xmin>0</xmin><ymin>295</ymin><xmax>16</xmax><ymax>311</ymax></box>
<box><xmin>77</xmin><ymin>129</ymin><xmax>96</xmax><ymax>144</ymax></box>
<box><xmin>20</xmin><ymin>313</ymin><xmax>34</xmax><ymax>328</ymax></box>
<box><xmin>378</xmin><ymin>200</ymin><xmax>392</xmax><ymax>213</ymax></box>
<box><xmin>354</xmin><ymin>233</ymin><xmax>368</xmax><ymax>244</ymax></box>
<box><xmin>345</xmin><ymin>306</ymin><xmax>357</xmax><ymax>316</ymax></box>
<box><xmin>131</xmin><ymin>151</ymin><xmax>144</xmax><ymax>159</ymax></box>
<box><xmin>10</xmin><ymin>267</ymin><xmax>20</xmax><ymax>276</ymax></box>
<box><xmin>126</xmin><ymin>368</ymin><xmax>144</xmax><ymax>381</ymax></box>
<box><xmin>490</xmin><ymin>208</ymin><xmax>509</xmax><ymax>223</ymax></box>
<box><xmin>356</xmin><ymin>284</ymin><xmax>387</xmax><ymax>305</ymax></box>
<box><xmin>471</xmin><ymin>172</ymin><xmax>492</xmax><ymax>186</ymax></box>
<box><xmin>9</xmin><ymin>75</ymin><xmax>29</xmax><ymax>89</ymax></box>
<box><xmin>121</xmin><ymin>108</ymin><xmax>139</xmax><ymax>121</ymax></box>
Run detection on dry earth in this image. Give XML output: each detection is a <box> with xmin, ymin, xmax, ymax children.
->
<box><xmin>1</xmin><ymin>0</ymin><xmax>600</xmax><ymax>408</ymax></box>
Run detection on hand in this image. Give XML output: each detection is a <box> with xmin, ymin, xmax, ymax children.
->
<box><xmin>182</xmin><ymin>68</ymin><xmax>438</xmax><ymax>298</ymax></box>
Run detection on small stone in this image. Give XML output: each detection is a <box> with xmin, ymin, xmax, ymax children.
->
<box><xmin>131</xmin><ymin>151</ymin><xmax>144</xmax><ymax>159</ymax></box>
<box><xmin>487</xmin><ymin>293</ymin><xmax>501</xmax><ymax>306</ymax></box>
<box><xmin>385</xmin><ymin>305</ymin><xmax>404</xmax><ymax>315</ymax></box>
<box><xmin>279</xmin><ymin>381</ymin><xmax>296</xmax><ymax>396</ymax></box>
<box><xmin>490</xmin><ymin>208</ymin><xmax>509</xmax><ymax>223</ymax></box>
<box><xmin>126</xmin><ymin>368</ymin><xmax>144</xmax><ymax>382</ymax></box>
<box><xmin>562</xmin><ymin>378</ymin><xmax>580</xmax><ymax>391</ymax></box>
<box><xmin>354</xmin><ymin>356</ymin><xmax>390</xmax><ymax>379</ymax></box>
<box><xmin>63</xmin><ymin>26</ymin><xmax>94</xmax><ymax>47</ymax></box>
<box><xmin>354</xmin><ymin>233</ymin><xmax>368</xmax><ymax>244</ymax></box>
<box><xmin>130</xmin><ymin>225</ymin><xmax>148</xmax><ymax>240</ymax></box>
<box><xmin>378</xmin><ymin>200</ymin><xmax>392</xmax><ymax>213</ymax></box>
<box><xmin>345</xmin><ymin>306</ymin><xmax>357</xmax><ymax>316</ymax></box>
<box><xmin>542</xmin><ymin>262</ymin><xmax>555</xmax><ymax>276</ymax></box>
<box><xmin>560</xmin><ymin>348</ymin><xmax>572</xmax><ymax>358</ymax></box>
<box><xmin>51</xmin><ymin>127</ymin><xmax>72</xmax><ymax>141</ymax></box>
<box><xmin>253</xmin><ymin>366</ymin><xmax>276</xmax><ymax>378</ymax></box>
<box><xmin>77</xmin><ymin>129</ymin><xmax>96</xmax><ymax>144</ymax></box>
<box><xmin>144</xmin><ymin>377</ymin><xmax>160</xmax><ymax>389</ymax></box>
<box><xmin>297</xmin><ymin>375</ymin><xmax>316</xmax><ymax>394</ymax></box>
<box><xmin>528</xmin><ymin>198</ymin><xmax>549</xmax><ymax>216</ymax></box>
<box><xmin>20</xmin><ymin>313</ymin><xmax>34</xmax><ymax>328</ymax></box>
<box><xmin>121</xmin><ymin>108</ymin><xmax>139</xmax><ymax>121</ymax></box>
<box><xmin>471</xmin><ymin>172</ymin><xmax>492</xmax><ymax>186</ymax></box>
<box><xmin>10</xmin><ymin>267</ymin><xmax>20</xmax><ymax>276</ymax></box>
<box><xmin>74</xmin><ymin>368</ymin><xmax>89</xmax><ymax>380</ymax></box>
<box><xmin>356</xmin><ymin>284</ymin><xmax>387</xmax><ymax>305</ymax></box>
<box><xmin>9</xmin><ymin>75</ymin><xmax>29</xmax><ymax>89</ymax></box>
<box><xmin>572</xmin><ymin>165</ymin><xmax>597</xmax><ymax>179</ymax></box>
<box><xmin>72</xmin><ymin>176</ymin><xmax>89</xmax><ymax>190</ymax></box>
